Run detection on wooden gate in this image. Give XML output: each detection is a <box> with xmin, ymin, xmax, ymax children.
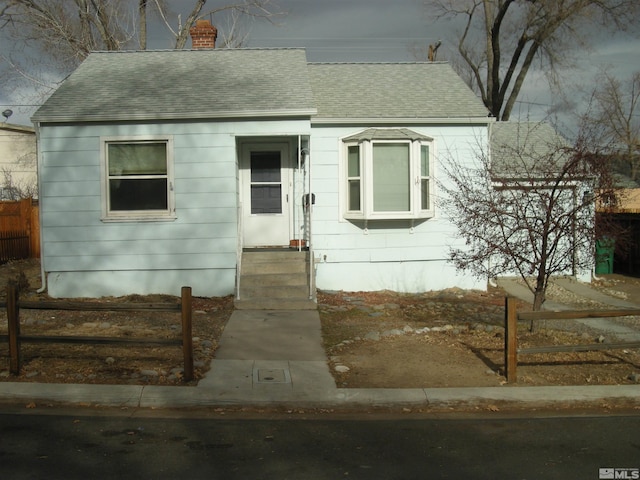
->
<box><xmin>0</xmin><ymin>198</ymin><xmax>39</xmax><ymax>263</ymax></box>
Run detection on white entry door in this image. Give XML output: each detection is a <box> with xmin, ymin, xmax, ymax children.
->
<box><xmin>240</xmin><ymin>143</ymin><xmax>291</xmax><ymax>247</ymax></box>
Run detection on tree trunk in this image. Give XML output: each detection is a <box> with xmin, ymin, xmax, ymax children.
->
<box><xmin>530</xmin><ymin>276</ymin><xmax>546</xmax><ymax>332</ymax></box>
<box><xmin>139</xmin><ymin>0</ymin><xmax>148</xmax><ymax>50</ymax></box>
<box><xmin>174</xmin><ymin>0</ymin><xmax>207</xmax><ymax>49</ymax></box>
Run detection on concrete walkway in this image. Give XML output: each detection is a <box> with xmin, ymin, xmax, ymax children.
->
<box><xmin>197</xmin><ymin>310</ymin><xmax>337</xmax><ymax>402</ymax></box>
<box><xmin>1</xmin><ymin>305</ymin><xmax>639</xmax><ymax>410</ymax></box>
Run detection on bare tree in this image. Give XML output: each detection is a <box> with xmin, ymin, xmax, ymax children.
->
<box><xmin>423</xmin><ymin>0</ymin><xmax>640</xmax><ymax>121</ymax></box>
<box><xmin>0</xmin><ymin>166</ymin><xmax>37</xmax><ymax>200</ymax></box>
<box><xmin>0</xmin><ymin>0</ymin><xmax>284</xmax><ymax>116</ymax></box>
<box><xmin>0</xmin><ymin>0</ymin><xmax>284</xmax><ymax>66</ymax></box>
<box><xmin>439</xmin><ymin>122</ymin><xmax>615</xmax><ymax>315</ymax></box>
<box><xmin>581</xmin><ymin>70</ymin><xmax>640</xmax><ymax>183</ymax></box>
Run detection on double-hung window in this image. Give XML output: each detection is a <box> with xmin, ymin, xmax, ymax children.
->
<box><xmin>101</xmin><ymin>136</ymin><xmax>175</xmax><ymax>221</ymax></box>
<box><xmin>342</xmin><ymin>129</ymin><xmax>434</xmax><ymax>220</ymax></box>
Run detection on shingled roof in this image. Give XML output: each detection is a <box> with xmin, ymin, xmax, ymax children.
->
<box><xmin>490</xmin><ymin>121</ymin><xmax>573</xmax><ymax>178</ymax></box>
<box><xmin>307</xmin><ymin>62</ymin><xmax>488</xmax><ymax>121</ymax></box>
<box><xmin>32</xmin><ymin>49</ymin><xmax>317</xmax><ymax>122</ymax></box>
<box><xmin>33</xmin><ymin>49</ymin><xmax>488</xmax><ymax>123</ymax></box>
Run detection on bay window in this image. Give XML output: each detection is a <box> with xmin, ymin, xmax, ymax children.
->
<box><xmin>342</xmin><ymin>129</ymin><xmax>434</xmax><ymax>220</ymax></box>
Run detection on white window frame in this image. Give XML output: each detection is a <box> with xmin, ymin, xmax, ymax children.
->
<box><xmin>100</xmin><ymin>135</ymin><xmax>176</xmax><ymax>222</ymax></box>
<box><xmin>341</xmin><ymin>131</ymin><xmax>435</xmax><ymax>221</ymax></box>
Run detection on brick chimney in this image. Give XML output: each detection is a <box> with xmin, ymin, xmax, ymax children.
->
<box><xmin>190</xmin><ymin>19</ymin><xmax>217</xmax><ymax>49</ymax></box>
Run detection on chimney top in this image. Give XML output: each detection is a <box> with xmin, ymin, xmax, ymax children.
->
<box><xmin>190</xmin><ymin>19</ymin><xmax>217</xmax><ymax>49</ymax></box>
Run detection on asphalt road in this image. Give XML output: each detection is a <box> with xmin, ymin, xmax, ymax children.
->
<box><xmin>1</xmin><ymin>408</ymin><xmax>639</xmax><ymax>479</ymax></box>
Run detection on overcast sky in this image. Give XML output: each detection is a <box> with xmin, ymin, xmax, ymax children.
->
<box><xmin>2</xmin><ymin>0</ymin><xmax>639</xmax><ymax>131</ymax></box>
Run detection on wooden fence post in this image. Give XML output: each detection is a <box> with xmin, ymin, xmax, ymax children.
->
<box><xmin>504</xmin><ymin>296</ymin><xmax>518</xmax><ymax>383</ymax></box>
<box><xmin>7</xmin><ymin>284</ymin><xmax>21</xmax><ymax>375</ymax></box>
<box><xmin>181</xmin><ymin>286</ymin><xmax>194</xmax><ymax>382</ymax></box>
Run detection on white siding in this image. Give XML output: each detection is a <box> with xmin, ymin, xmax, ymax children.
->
<box><xmin>38</xmin><ymin>118</ymin><xmax>489</xmax><ymax>297</ymax></box>
<box><xmin>310</xmin><ymin>124</ymin><xmax>489</xmax><ymax>293</ymax></box>
<box><xmin>38</xmin><ymin>119</ymin><xmax>310</xmax><ymax>297</ymax></box>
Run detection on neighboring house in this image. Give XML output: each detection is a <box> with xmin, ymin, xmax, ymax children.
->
<box><xmin>489</xmin><ymin>121</ymin><xmax>594</xmax><ymax>282</ymax></box>
<box><xmin>32</xmin><ymin>21</ymin><xmax>491</xmax><ymax>300</ymax></box>
<box><xmin>0</xmin><ymin>122</ymin><xmax>37</xmax><ymax>200</ymax></box>
<box><xmin>597</xmin><ymin>184</ymin><xmax>640</xmax><ymax>276</ymax></box>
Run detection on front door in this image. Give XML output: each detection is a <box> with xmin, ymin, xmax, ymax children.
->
<box><xmin>240</xmin><ymin>143</ymin><xmax>291</xmax><ymax>247</ymax></box>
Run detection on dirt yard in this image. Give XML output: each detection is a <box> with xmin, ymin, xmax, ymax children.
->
<box><xmin>0</xmin><ymin>259</ymin><xmax>234</xmax><ymax>385</ymax></box>
<box><xmin>319</xmin><ymin>280</ymin><xmax>640</xmax><ymax>388</ymax></box>
<box><xmin>1</xmin><ymin>259</ymin><xmax>640</xmax><ymax>388</ymax></box>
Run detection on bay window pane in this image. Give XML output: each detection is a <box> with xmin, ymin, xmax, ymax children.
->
<box><xmin>421</xmin><ymin>179</ymin><xmax>429</xmax><ymax>210</ymax></box>
<box><xmin>421</xmin><ymin>145</ymin><xmax>429</xmax><ymax>176</ymax></box>
<box><xmin>372</xmin><ymin>143</ymin><xmax>410</xmax><ymax>212</ymax></box>
<box><xmin>349</xmin><ymin>180</ymin><xmax>361</xmax><ymax>211</ymax></box>
<box><xmin>348</xmin><ymin>146</ymin><xmax>360</xmax><ymax>177</ymax></box>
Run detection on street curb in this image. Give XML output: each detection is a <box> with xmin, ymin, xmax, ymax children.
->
<box><xmin>0</xmin><ymin>382</ymin><xmax>638</xmax><ymax>409</ymax></box>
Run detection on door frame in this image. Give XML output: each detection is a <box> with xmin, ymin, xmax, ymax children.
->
<box><xmin>238</xmin><ymin>140</ymin><xmax>293</xmax><ymax>248</ymax></box>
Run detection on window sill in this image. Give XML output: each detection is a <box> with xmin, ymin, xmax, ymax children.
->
<box><xmin>344</xmin><ymin>211</ymin><xmax>434</xmax><ymax>221</ymax></box>
<box><xmin>101</xmin><ymin>214</ymin><xmax>177</xmax><ymax>223</ymax></box>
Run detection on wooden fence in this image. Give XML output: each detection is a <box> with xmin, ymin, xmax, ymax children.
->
<box><xmin>0</xmin><ymin>198</ymin><xmax>39</xmax><ymax>262</ymax></box>
<box><xmin>504</xmin><ymin>296</ymin><xmax>640</xmax><ymax>383</ymax></box>
<box><xmin>1</xmin><ymin>285</ymin><xmax>194</xmax><ymax>381</ymax></box>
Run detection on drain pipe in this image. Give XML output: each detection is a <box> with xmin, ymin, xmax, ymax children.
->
<box><xmin>34</xmin><ymin>121</ymin><xmax>47</xmax><ymax>294</ymax></box>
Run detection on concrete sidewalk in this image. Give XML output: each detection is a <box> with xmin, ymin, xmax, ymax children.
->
<box><xmin>498</xmin><ymin>277</ymin><xmax>640</xmax><ymax>341</ymax></box>
<box><xmin>1</xmin><ymin>307</ymin><xmax>639</xmax><ymax>410</ymax></box>
<box><xmin>497</xmin><ymin>277</ymin><xmax>640</xmax><ymax>310</ymax></box>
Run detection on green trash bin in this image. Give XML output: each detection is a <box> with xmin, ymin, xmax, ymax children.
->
<box><xmin>595</xmin><ymin>238</ymin><xmax>615</xmax><ymax>274</ymax></box>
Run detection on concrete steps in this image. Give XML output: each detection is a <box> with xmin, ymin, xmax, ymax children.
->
<box><xmin>235</xmin><ymin>250</ymin><xmax>316</xmax><ymax>310</ymax></box>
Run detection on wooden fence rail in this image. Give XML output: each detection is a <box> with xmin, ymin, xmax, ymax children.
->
<box><xmin>504</xmin><ymin>296</ymin><xmax>640</xmax><ymax>383</ymax></box>
<box><xmin>0</xmin><ymin>285</ymin><xmax>194</xmax><ymax>381</ymax></box>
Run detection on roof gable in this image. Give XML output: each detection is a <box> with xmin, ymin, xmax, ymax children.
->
<box><xmin>33</xmin><ymin>49</ymin><xmax>317</xmax><ymax>123</ymax></box>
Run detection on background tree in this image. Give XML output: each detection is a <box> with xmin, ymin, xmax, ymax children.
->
<box><xmin>0</xmin><ymin>0</ymin><xmax>283</xmax><ymax>60</ymax></box>
<box><xmin>0</xmin><ymin>0</ymin><xmax>284</xmax><ymax>103</ymax></box>
<box><xmin>439</xmin><ymin>122</ymin><xmax>615</xmax><ymax>317</ymax></box>
<box><xmin>423</xmin><ymin>0</ymin><xmax>640</xmax><ymax>121</ymax></box>
<box><xmin>580</xmin><ymin>70</ymin><xmax>640</xmax><ymax>183</ymax></box>
<box><xmin>575</xmin><ymin>70</ymin><xmax>640</xmax><ymax>272</ymax></box>
<box><xmin>0</xmin><ymin>166</ymin><xmax>37</xmax><ymax>200</ymax></box>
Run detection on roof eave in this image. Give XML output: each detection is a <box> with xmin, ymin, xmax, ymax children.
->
<box><xmin>310</xmin><ymin>116</ymin><xmax>491</xmax><ymax>125</ymax></box>
<box><xmin>0</xmin><ymin>123</ymin><xmax>35</xmax><ymax>133</ymax></box>
<box><xmin>32</xmin><ymin>108</ymin><xmax>318</xmax><ymax>124</ymax></box>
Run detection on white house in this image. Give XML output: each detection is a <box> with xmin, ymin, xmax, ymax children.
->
<box><xmin>0</xmin><ymin>122</ymin><xmax>37</xmax><ymax>199</ymax></box>
<box><xmin>32</xmin><ymin>21</ymin><xmax>491</xmax><ymax>302</ymax></box>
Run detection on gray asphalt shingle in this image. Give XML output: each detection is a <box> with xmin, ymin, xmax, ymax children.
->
<box><xmin>33</xmin><ymin>50</ymin><xmax>488</xmax><ymax>123</ymax></box>
<box><xmin>490</xmin><ymin>121</ymin><xmax>572</xmax><ymax>177</ymax></box>
<box><xmin>33</xmin><ymin>49</ymin><xmax>316</xmax><ymax>122</ymax></box>
<box><xmin>307</xmin><ymin>62</ymin><xmax>488</xmax><ymax>120</ymax></box>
